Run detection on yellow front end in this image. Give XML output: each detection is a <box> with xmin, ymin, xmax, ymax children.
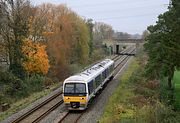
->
<box><xmin>63</xmin><ymin>96</ymin><xmax>88</xmax><ymax>110</ymax></box>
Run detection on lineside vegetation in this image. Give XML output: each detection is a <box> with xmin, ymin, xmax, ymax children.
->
<box><xmin>0</xmin><ymin>0</ymin><xmax>114</xmax><ymax>120</ymax></box>
<box><xmin>99</xmin><ymin>49</ymin><xmax>180</xmax><ymax>123</ymax></box>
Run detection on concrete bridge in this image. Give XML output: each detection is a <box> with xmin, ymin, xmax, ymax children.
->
<box><xmin>103</xmin><ymin>38</ymin><xmax>145</xmax><ymax>54</ymax></box>
<box><xmin>113</xmin><ymin>38</ymin><xmax>145</xmax><ymax>54</ymax></box>
<box><xmin>113</xmin><ymin>38</ymin><xmax>144</xmax><ymax>43</ymax></box>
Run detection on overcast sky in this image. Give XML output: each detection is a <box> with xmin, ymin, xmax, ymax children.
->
<box><xmin>31</xmin><ymin>0</ymin><xmax>169</xmax><ymax>34</ymax></box>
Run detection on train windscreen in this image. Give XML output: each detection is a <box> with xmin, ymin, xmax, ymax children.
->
<box><xmin>64</xmin><ymin>83</ymin><xmax>86</xmax><ymax>96</ymax></box>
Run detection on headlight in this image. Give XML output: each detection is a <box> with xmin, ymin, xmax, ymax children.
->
<box><xmin>80</xmin><ymin>97</ymin><xmax>84</xmax><ymax>100</ymax></box>
<box><xmin>66</xmin><ymin>97</ymin><xmax>70</xmax><ymax>100</ymax></box>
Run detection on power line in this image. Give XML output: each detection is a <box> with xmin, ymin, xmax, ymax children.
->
<box><xmin>68</xmin><ymin>0</ymin><xmax>157</xmax><ymax>8</ymax></box>
<box><xmin>95</xmin><ymin>13</ymin><xmax>162</xmax><ymax>21</ymax></box>
<box><xmin>80</xmin><ymin>4</ymin><xmax>167</xmax><ymax>15</ymax></box>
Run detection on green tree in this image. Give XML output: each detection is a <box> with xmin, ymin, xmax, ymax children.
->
<box><xmin>144</xmin><ymin>0</ymin><xmax>180</xmax><ymax>89</ymax></box>
<box><xmin>142</xmin><ymin>30</ymin><xmax>149</xmax><ymax>39</ymax></box>
<box><xmin>86</xmin><ymin>19</ymin><xmax>94</xmax><ymax>56</ymax></box>
<box><xmin>0</xmin><ymin>0</ymin><xmax>31</xmax><ymax>77</ymax></box>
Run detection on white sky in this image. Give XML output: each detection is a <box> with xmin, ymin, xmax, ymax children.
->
<box><xmin>31</xmin><ymin>0</ymin><xmax>169</xmax><ymax>34</ymax></box>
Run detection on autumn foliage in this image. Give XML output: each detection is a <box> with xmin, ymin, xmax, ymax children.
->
<box><xmin>22</xmin><ymin>40</ymin><xmax>50</xmax><ymax>75</ymax></box>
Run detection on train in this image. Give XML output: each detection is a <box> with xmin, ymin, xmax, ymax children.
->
<box><xmin>63</xmin><ymin>59</ymin><xmax>115</xmax><ymax>110</ymax></box>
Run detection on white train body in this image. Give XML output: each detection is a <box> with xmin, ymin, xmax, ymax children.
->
<box><xmin>63</xmin><ymin>59</ymin><xmax>114</xmax><ymax>110</ymax></box>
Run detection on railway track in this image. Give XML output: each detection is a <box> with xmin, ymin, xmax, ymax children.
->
<box><xmin>58</xmin><ymin>111</ymin><xmax>83</xmax><ymax>123</ymax></box>
<box><xmin>57</xmin><ymin>47</ymin><xmax>135</xmax><ymax>123</ymax></box>
<box><xmin>8</xmin><ymin>46</ymin><xmax>135</xmax><ymax>123</ymax></box>
<box><xmin>12</xmin><ymin>92</ymin><xmax>63</xmax><ymax>123</ymax></box>
<box><xmin>112</xmin><ymin>46</ymin><xmax>135</xmax><ymax>62</ymax></box>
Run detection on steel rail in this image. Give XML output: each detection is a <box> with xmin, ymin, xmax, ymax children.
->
<box><xmin>32</xmin><ymin>100</ymin><xmax>64</xmax><ymax>123</ymax></box>
<box><xmin>58</xmin><ymin>47</ymin><xmax>135</xmax><ymax>123</ymax></box>
<box><xmin>11</xmin><ymin>46</ymin><xmax>135</xmax><ymax>123</ymax></box>
<box><xmin>12</xmin><ymin>91</ymin><xmax>62</xmax><ymax>123</ymax></box>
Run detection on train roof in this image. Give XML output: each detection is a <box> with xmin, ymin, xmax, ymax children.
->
<box><xmin>64</xmin><ymin>59</ymin><xmax>114</xmax><ymax>83</ymax></box>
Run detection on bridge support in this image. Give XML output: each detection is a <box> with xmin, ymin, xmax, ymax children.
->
<box><xmin>116</xmin><ymin>45</ymin><xmax>119</xmax><ymax>54</ymax></box>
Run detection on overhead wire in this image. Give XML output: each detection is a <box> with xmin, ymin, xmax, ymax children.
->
<box><xmin>94</xmin><ymin>13</ymin><xmax>163</xmax><ymax>21</ymax></box>
<box><xmin>79</xmin><ymin>4</ymin><xmax>168</xmax><ymax>15</ymax></box>
<box><xmin>68</xmin><ymin>0</ymin><xmax>167</xmax><ymax>8</ymax></box>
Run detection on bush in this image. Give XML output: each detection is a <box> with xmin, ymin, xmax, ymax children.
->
<box><xmin>24</xmin><ymin>74</ymin><xmax>45</xmax><ymax>92</ymax></box>
<box><xmin>135</xmin><ymin>101</ymin><xmax>180</xmax><ymax>123</ymax></box>
<box><xmin>89</xmin><ymin>49</ymin><xmax>106</xmax><ymax>62</ymax></box>
<box><xmin>68</xmin><ymin>64</ymin><xmax>83</xmax><ymax>75</ymax></box>
<box><xmin>0</xmin><ymin>71</ymin><xmax>23</xmax><ymax>96</ymax></box>
<box><xmin>0</xmin><ymin>71</ymin><xmax>46</xmax><ymax>101</ymax></box>
<box><xmin>44</xmin><ymin>77</ymin><xmax>54</xmax><ymax>87</ymax></box>
<box><xmin>159</xmin><ymin>78</ymin><xmax>174</xmax><ymax>105</ymax></box>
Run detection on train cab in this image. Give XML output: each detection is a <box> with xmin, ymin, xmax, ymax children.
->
<box><xmin>63</xmin><ymin>77</ymin><xmax>88</xmax><ymax>110</ymax></box>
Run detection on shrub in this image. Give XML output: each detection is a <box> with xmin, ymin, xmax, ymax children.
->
<box><xmin>44</xmin><ymin>77</ymin><xmax>54</xmax><ymax>87</ymax></box>
<box><xmin>0</xmin><ymin>71</ymin><xmax>23</xmax><ymax>96</ymax></box>
<box><xmin>135</xmin><ymin>101</ymin><xmax>180</xmax><ymax>123</ymax></box>
<box><xmin>89</xmin><ymin>49</ymin><xmax>106</xmax><ymax>62</ymax></box>
<box><xmin>23</xmin><ymin>74</ymin><xmax>45</xmax><ymax>92</ymax></box>
<box><xmin>68</xmin><ymin>64</ymin><xmax>83</xmax><ymax>75</ymax></box>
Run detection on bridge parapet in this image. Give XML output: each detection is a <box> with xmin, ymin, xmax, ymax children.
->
<box><xmin>113</xmin><ymin>38</ymin><xmax>144</xmax><ymax>43</ymax></box>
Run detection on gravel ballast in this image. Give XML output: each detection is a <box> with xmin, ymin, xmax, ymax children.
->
<box><xmin>77</xmin><ymin>57</ymin><xmax>134</xmax><ymax>123</ymax></box>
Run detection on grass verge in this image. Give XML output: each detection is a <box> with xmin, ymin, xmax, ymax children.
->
<box><xmin>99</xmin><ymin>57</ymin><xmax>180</xmax><ymax>123</ymax></box>
<box><xmin>99</xmin><ymin>58</ymin><xmax>139</xmax><ymax>123</ymax></box>
<box><xmin>173</xmin><ymin>70</ymin><xmax>180</xmax><ymax>110</ymax></box>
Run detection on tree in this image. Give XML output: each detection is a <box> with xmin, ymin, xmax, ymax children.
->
<box><xmin>75</xmin><ymin>18</ymin><xmax>90</xmax><ymax>64</ymax></box>
<box><xmin>39</xmin><ymin>4</ymin><xmax>90</xmax><ymax>79</ymax></box>
<box><xmin>116</xmin><ymin>32</ymin><xmax>131</xmax><ymax>39</ymax></box>
<box><xmin>0</xmin><ymin>0</ymin><xmax>31</xmax><ymax>77</ymax></box>
<box><xmin>86</xmin><ymin>19</ymin><xmax>94</xmax><ymax>56</ymax></box>
<box><xmin>144</xmin><ymin>0</ymin><xmax>180</xmax><ymax>89</ymax></box>
<box><xmin>142</xmin><ymin>30</ymin><xmax>149</xmax><ymax>39</ymax></box>
<box><xmin>93</xmin><ymin>22</ymin><xmax>114</xmax><ymax>46</ymax></box>
<box><xmin>22</xmin><ymin>39</ymin><xmax>50</xmax><ymax>75</ymax></box>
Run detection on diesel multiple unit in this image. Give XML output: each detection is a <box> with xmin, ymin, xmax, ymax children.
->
<box><xmin>63</xmin><ymin>59</ymin><xmax>115</xmax><ymax>110</ymax></box>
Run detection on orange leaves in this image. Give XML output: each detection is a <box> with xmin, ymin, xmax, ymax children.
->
<box><xmin>22</xmin><ymin>39</ymin><xmax>50</xmax><ymax>75</ymax></box>
<box><xmin>42</xmin><ymin>31</ymin><xmax>54</xmax><ymax>37</ymax></box>
<box><xmin>28</xmin><ymin>16</ymin><xmax>34</xmax><ymax>34</ymax></box>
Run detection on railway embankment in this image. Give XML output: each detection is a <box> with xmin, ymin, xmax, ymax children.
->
<box><xmin>99</xmin><ymin>52</ymin><xmax>180</xmax><ymax>123</ymax></box>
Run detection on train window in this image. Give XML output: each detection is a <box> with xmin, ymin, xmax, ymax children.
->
<box><xmin>95</xmin><ymin>75</ymin><xmax>101</xmax><ymax>86</ymax></box>
<box><xmin>106</xmin><ymin>68</ymin><xmax>109</xmax><ymax>76</ymax></box>
<box><xmin>102</xmin><ymin>71</ymin><xmax>106</xmax><ymax>80</ymax></box>
<box><xmin>64</xmin><ymin>83</ymin><xmax>86</xmax><ymax>95</ymax></box>
<box><xmin>64</xmin><ymin>84</ymin><xmax>74</xmax><ymax>93</ymax></box>
<box><xmin>88</xmin><ymin>80</ymin><xmax>94</xmax><ymax>94</ymax></box>
<box><xmin>110</xmin><ymin>65</ymin><xmax>114</xmax><ymax>73</ymax></box>
<box><xmin>76</xmin><ymin>84</ymin><xmax>86</xmax><ymax>93</ymax></box>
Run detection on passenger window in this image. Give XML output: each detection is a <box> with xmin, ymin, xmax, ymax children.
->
<box><xmin>95</xmin><ymin>75</ymin><xmax>101</xmax><ymax>86</ymax></box>
<box><xmin>102</xmin><ymin>71</ymin><xmax>106</xmax><ymax>80</ymax></box>
<box><xmin>106</xmin><ymin>68</ymin><xmax>109</xmax><ymax>76</ymax></box>
<box><xmin>88</xmin><ymin>80</ymin><xmax>94</xmax><ymax>94</ymax></box>
<box><xmin>110</xmin><ymin>65</ymin><xmax>114</xmax><ymax>73</ymax></box>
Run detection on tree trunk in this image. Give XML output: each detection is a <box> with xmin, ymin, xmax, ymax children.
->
<box><xmin>168</xmin><ymin>67</ymin><xmax>174</xmax><ymax>89</ymax></box>
<box><xmin>168</xmin><ymin>76</ymin><xmax>172</xmax><ymax>89</ymax></box>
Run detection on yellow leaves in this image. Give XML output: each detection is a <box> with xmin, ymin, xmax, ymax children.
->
<box><xmin>22</xmin><ymin>39</ymin><xmax>50</xmax><ymax>75</ymax></box>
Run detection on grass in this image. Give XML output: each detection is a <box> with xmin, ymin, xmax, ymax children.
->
<box><xmin>99</xmin><ymin>59</ymin><xmax>139</xmax><ymax>123</ymax></box>
<box><xmin>99</xmin><ymin>57</ymin><xmax>180</xmax><ymax>123</ymax></box>
<box><xmin>173</xmin><ymin>70</ymin><xmax>180</xmax><ymax>110</ymax></box>
<box><xmin>0</xmin><ymin>82</ymin><xmax>61</xmax><ymax>121</ymax></box>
